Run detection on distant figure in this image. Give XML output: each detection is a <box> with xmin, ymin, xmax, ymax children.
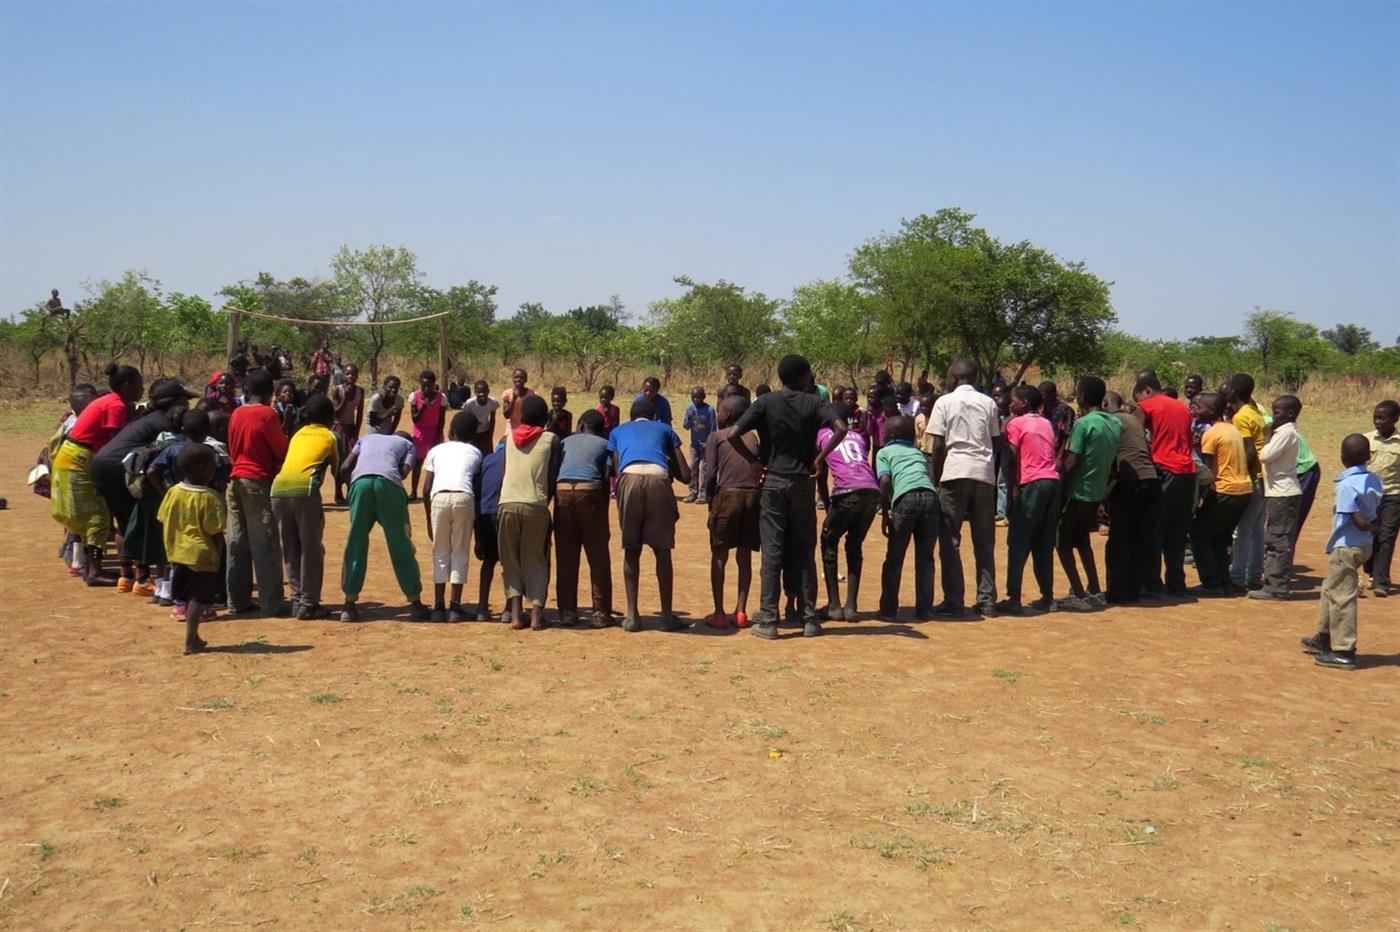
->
<box><xmin>46</xmin><ymin>289</ymin><xmax>67</xmax><ymax>316</ymax></box>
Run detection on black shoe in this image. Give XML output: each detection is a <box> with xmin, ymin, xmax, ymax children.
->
<box><xmin>446</xmin><ymin>605</ymin><xmax>468</xmax><ymax>623</ymax></box>
<box><xmin>931</xmin><ymin>601</ymin><xmax>964</xmax><ymax>618</ymax></box>
<box><xmin>558</xmin><ymin>611</ymin><xmax>580</xmax><ymax>627</ymax></box>
<box><xmin>1299</xmin><ymin>633</ymin><xmax>1331</xmax><ymax>654</ymax></box>
<box><xmin>408</xmin><ymin>602</ymin><xmax>431</xmax><ymax>622</ymax></box>
<box><xmin>621</xmin><ymin>616</ymin><xmax>641</xmax><ymax>632</ymax></box>
<box><xmin>298</xmin><ymin>603</ymin><xmax>330</xmax><ymax>620</ymax></box>
<box><xmin>228</xmin><ymin>603</ymin><xmax>260</xmax><ymax>615</ymax></box>
<box><xmin>1138</xmin><ymin>589</ymin><xmax>1171</xmax><ymax>604</ymax></box>
<box><xmin>751</xmin><ymin>623</ymin><xmax>779</xmax><ymax>640</ymax></box>
<box><xmin>1314</xmin><ymin>650</ymin><xmax>1357</xmax><ymax>670</ymax></box>
<box><xmin>429</xmin><ymin>607</ymin><xmax>447</xmax><ymax>623</ymax></box>
<box><xmin>340</xmin><ymin>604</ymin><xmax>359</xmax><ymax>622</ymax></box>
<box><xmin>1187</xmin><ymin>585</ymin><xmax>1228</xmax><ymax>599</ymax></box>
<box><xmin>977</xmin><ymin>602</ymin><xmax>999</xmax><ymax>618</ymax></box>
<box><xmin>803</xmin><ymin>621</ymin><xmax>822</xmax><ymax>637</ymax></box>
<box><xmin>994</xmin><ymin>598</ymin><xmax>1024</xmax><ymax>616</ymax></box>
<box><xmin>1247</xmin><ymin>589</ymin><xmax>1288</xmax><ymax>601</ymax></box>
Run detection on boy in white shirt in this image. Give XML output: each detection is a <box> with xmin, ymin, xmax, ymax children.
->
<box><xmin>1250</xmin><ymin>395</ymin><xmax>1303</xmax><ymax>600</ymax></box>
<box><xmin>421</xmin><ymin>410</ymin><xmax>484</xmax><ymax>621</ymax></box>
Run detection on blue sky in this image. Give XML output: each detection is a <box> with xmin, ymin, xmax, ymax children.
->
<box><xmin>2</xmin><ymin>1</ymin><xmax>1396</xmax><ymax>340</ymax></box>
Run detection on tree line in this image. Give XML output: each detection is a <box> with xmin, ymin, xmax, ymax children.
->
<box><xmin>3</xmin><ymin>206</ymin><xmax>1395</xmax><ymax>392</ymax></box>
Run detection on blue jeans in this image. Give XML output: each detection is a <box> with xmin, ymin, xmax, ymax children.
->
<box><xmin>1230</xmin><ymin>480</ymin><xmax>1265</xmax><ymax>586</ymax></box>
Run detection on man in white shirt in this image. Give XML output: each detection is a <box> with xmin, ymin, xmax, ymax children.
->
<box><xmin>926</xmin><ymin>360</ymin><xmax>1002</xmax><ymax>617</ymax></box>
<box><xmin>1250</xmin><ymin>394</ymin><xmax>1303</xmax><ymax>601</ymax></box>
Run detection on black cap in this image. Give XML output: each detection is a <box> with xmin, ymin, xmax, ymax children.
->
<box><xmin>149</xmin><ymin>381</ymin><xmax>198</xmax><ymax>404</ymax></box>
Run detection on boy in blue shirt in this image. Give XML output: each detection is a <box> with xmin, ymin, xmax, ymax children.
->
<box><xmin>682</xmin><ymin>386</ymin><xmax>716</xmax><ymax>505</ymax></box>
<box><xmin>474</xmin><ymin>438</ymin><xmax>506</xmax><ymax>621</ymax></box>
<box><xmin>1302</xmin><ymin>434</ymin><xmax>1383</xmax><ymax>669</ymax></box>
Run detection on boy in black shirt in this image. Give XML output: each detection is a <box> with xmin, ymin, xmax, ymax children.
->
<box><xmin>729</xmin><ymin>354</ymin><xmax>847</xmax><ymax>639</ymax></box>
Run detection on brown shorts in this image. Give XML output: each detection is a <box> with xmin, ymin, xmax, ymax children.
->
<box><xmin>617</xmin><ymin>472</ymin><xmax>678</xmax><ymax>551</ymax></box>
<box><xmin>708</xmin><ymin>487</ymin><xmax>761</xmax><ymax>552</ymax></box>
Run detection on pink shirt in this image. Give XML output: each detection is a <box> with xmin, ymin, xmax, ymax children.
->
<box><xmin>818</xmin><ymin>427</ymin><xmax>880</xmax><ymax>495</ymax></box>
<box><xmin>1005</xmin><ymin>413</ymin><xmax>1058</xmax><ymax>484</ymax></box>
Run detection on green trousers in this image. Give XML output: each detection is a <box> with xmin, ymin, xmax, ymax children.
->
<box><xmin>1005</xmin><ymin>478</ymin><xmax>1059</xmax><ymax>603</ymax></box>
<box><xmin>342</xmin><ymin>476</ymin><xmax>421</xmax><ymax>600</ymax></box>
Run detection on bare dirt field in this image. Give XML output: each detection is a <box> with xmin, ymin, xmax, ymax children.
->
<box><xmin>1</xmin><ymin>405</ymin><xmax>1397</xmax><ymax>930</ymax></box>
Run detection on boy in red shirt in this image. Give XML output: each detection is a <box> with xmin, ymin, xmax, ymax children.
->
<box><xmin>226</xmin><ymin>368</ymin><xmax>289</xmax><ymax>616</ymax></box>
<box><xmin>1133</xmin><ymin>374</ymin><xmax>1198</xmax><ymax>598</ymax></box>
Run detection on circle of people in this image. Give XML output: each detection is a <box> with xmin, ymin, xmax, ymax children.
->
<box><xmin>41</xmin><ymin>347</ymin><xmax>1399</xmax><ymax>668</ymax></box>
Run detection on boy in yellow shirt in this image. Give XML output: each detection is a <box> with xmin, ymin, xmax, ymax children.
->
<box><xmin>157</xmin><ymin>444</ymin><xmax>226</xmax><ymax>654</ymax></box>
<box><xmin>271</xmin><ymin>395</ymin><xmax>341</xmax><ymax>619</ymax></box>
<box><xmin>1190</xmin><ymin>392</ymin><xmax>1254</xmax><ymax>597</ymax></box>
<box><xmin>1227</xmin><ymin>373</ymin><xmax>1266</xmax><ymax>589</ymax></box>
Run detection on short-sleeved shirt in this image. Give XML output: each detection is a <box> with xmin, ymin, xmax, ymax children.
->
<box><xmin>607</xmin><ymin>419</ymin><xmax>681</xmax><ymax>472</ymax></box>
<box><xmin>1368</xmin><ymin>429</ymin><xmax>1400</xmax><ymax>497</ymax></box>
<box><xmin>349</xmin><ymin>433</ymin><xmax>414</xmax><ymax>485</ymax></box>
<box><xmin>717</xmin><ymin>383</ymin><xmax>751</xmax><ymax>403</ymax></box>
<box><xmin>596</xmin><ymin>403</ymin><xmax>620</xmax><ymax>435</ymax></box>
<box><xmin>704</xmin><ymin>427</ymin><xmax>760</xmax><ymax>492</ymax></box>
<box><xmin>1258</xmin><ymin>422</ymin><xmax>1302</xmax><ymax>497</ymax></box>
<box><xmin>876</xmin><ymin>439</ymin><xmax>936</xmax><ymax>504</ymax></box>
<box><xmin>422</xmin><ymin>439</ymin><xmax>483</xmax><ymax>495</ymax></box>
<box><xmin>733</xmin><ymin>389</ymin><xmax>837</xmax><ymax>478</ymax></box>
<box><xmin>228</xmin><ymin>404</ymin><xmax>288</xmax><ymax>482</ymax></box>
<box><xmin>1232</xmin><ymin>402</ymin><xmax>1267</xmax><ymax>477</ymax></box>
<box><xmin>477</xmin><ymin>446</ymin><xmax>506</xmax><ymax>515</ymax></box>
<box><xmin>558</xmin><ymin>433</ymin><xmax>610</xmax><ymax>483</ymax></box>
<box><xmin>157</xmin><ymin>482</ymin><xmax>225</xmax><ymax>572</ymax></box>
<box><xmin>819</xmin><ymin>426</ymin><xmax>879</xmax><ymax>495</ymax></box>
<box><xmin>270</xmin><ymin>423</ymin><xmax>340</xmax><ymax>498</ymax></box>
<box><xmin>1136</xmin><ymin>393</ymin><xmax>1195</xmax><ymax>475</ymax></box>
<box><xmin>634</xmin><ymin>393</ymin><xmax>673</xmax><ymax>425</ymax></box>
<box><xmin>683</xmin><ymin>402</ymin><xmax>716</xmax><ymax>447</ymax></box>
<box><xmin>1327</xmin><ymin>465</ymin><xmax>1383</xmax><ymax>552</ymax></box>
<box><xmin>926</xmin><ymin>384</ymin><xmax>1000</xmax><ymax>485</ymax></box>
<box><xmin>1065</xmin><ymin>410</ymin><xmax>1121</xmax><ymax>502</ymax></box>
<box><xmin>1201</xmin><ymin>421</ymin><xmax>1252</xmax><ymax>495</ymax></box>
<box><xmin>1112</xmin><ymin>411</ymin><xmax>1158</xmax><ymax>482</ymax></box>
<box><xmin>464</xmin><ymin>396</ymin><xmax>499</xmax><ymax>435</ymax></box>
<box><xmin>368</xmin><ymin>393</ymin><xmax>405</xmax><ymax>434</ymax></box>
<box><xmin>500</xmin><ymin>387</ymin><xmax>534</xmax><ymax>430</ymax></box>
<box><xmin>67</xmin><ymin>392</ymin><xmax>130</xmax><ymax>452</ymax></box>
<box><xmin>1004</xmin><ymin>414</ymin><xmax>1058</xmax><ymax>484</ymax></box>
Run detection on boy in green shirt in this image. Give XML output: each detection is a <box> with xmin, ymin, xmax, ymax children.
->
<box><xmin>876</xmin><ymin>415</ymin><xmax>939</xmax><ymax>619</ymax></box>
<box><xmin>1057</xmin><ymin>376</ymin><xmax>1121</xmax><ymax>610</ymax></box>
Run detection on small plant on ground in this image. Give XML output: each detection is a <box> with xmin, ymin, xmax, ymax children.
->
<box><xmin>95</xmin><ymin>796</ymin><xmax>123</xmax><ymax>810</ymax></box>
<box><xmin>992</xmin><ymin>668</ymin><xmax>1021</xmax><ymax>685</ymax></box>
<box><xmin>311</xmin><ymin>692</ymin><xmax>345</xmax><ymax>704</ymax></box>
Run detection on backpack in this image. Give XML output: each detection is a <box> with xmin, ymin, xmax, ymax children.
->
<box><xmin>123</xmin><ymin>432</ymin><xmax>182</xmax><ymax>499</ymax></box>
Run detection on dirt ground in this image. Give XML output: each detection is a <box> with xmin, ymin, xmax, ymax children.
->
<box><xmin>1</xmin><ymin>407</ymin><xmax>1397</xmax><ymax>931</ymax></box>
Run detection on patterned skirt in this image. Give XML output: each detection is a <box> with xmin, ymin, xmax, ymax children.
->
<box><xmin>50</xmin><ymin>440</ymin><xmax>109</xmax><ymax>547</ymax></box>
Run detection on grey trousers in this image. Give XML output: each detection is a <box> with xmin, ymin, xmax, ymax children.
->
<box><xmin>273</xmin><ymin>495</ymin><xmax>325</xmax><ymax>607</ymax></box>
<box><xmin>227</xmin><ymin>478</ymin><xmax>284</xmax><ymax>614</ymax></box>
<box><xmin>1261</xmin><ymin>495</ymin><xmax>1301</xmax><ymax>596</ymax></box>
<box><xmin>937</xmin><ymin>478</ymin><xmax>997</xmax><ymax>610</ymax></box>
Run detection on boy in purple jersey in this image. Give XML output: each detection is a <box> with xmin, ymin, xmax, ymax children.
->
<box><xmin>818</xmin><ymin>402</ymin><xmax>881</xmax><ymax>620</ymax></box>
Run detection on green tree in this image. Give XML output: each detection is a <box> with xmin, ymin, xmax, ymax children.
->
<box><xmin>330</xmin><ymin>244</ymin><xmax>421</xmax><ymax>387</ymax></box>
<box><xmin>396</xmin><ymin>281</ymin><xmax>498</xmax><ymax>375</ymax></box>
<box><xmin>1320</xmin><ymin>323</ymin><xmax>1378</xmax><ymax>356</ymax></box>
<box><xmin>1244</xmin><ymin>309</ymin><xmax>1333</xmax><ymax>390</ymax></box>
<box><xmin>784</xmin><ymin>279</ymin><xmax>878</xmax><ymax>386</ymax></box>
<box><xmin>850</xmin><ymin>208</ymin><xmax>1115</xmax><ymax>384</ymax></box>
<box><xmin>536</xmin><ymin>317</ymin><xmax>640</xmax><ymax>391</ymax></box>
<box><xmin>75</xmin><ymin>270</ymin><xmax>165</xmax><ymax>376</ymax></box>
<box><xmin>650</xmin><ymin>276</ymin><xmax>780</xmax><ymax>375</ymax></box>
<box><xmin>8</xmin><ymin>305</ymin><xmax>62</xmax><ymax>384</ymax></box>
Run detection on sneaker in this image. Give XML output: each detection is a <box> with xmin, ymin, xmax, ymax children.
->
<box><xmin>696</xmin><ymin>495</ymin><xmax>708</xmax><ymax>505</ymax></box>
<box><xmin>732</xmin><ymin>611</ymin><xmax>750</xmax><ymax>629</ymax></box>
<box><xmin>201</xmin><ymin>606</ymin><xmax>219</xmax><ymax>622</ymax></box>
<box><xmin>558</xmin><ymin>611</ymin><xmax>579</xmax><ymax>628</ymax></box>
<box><xmin>977</xmin><ymin>601</ymin><xmax>1000</xmax><ymax>618</ymax></box>
<box><xmin>1314</xmin><ymin>650</ymin><xmax>1357</xmax><ymax>670</ymax></box>
<box><xmin>1299</xmin><ymin>633</ymin><xmax>1330</xmax><ymax>654</ymax></box>
<box><xmin>995</xmin><ymin>514</ymin><xmax>1009</xmax><ymax>527</ymax></box>
<box><xmin>115</xmin><ymin>576</ymin><xmax>134</xmax><ymax>593</ymax></box>
<box><xmin>170</xmin><ymin>604</ymin><xmax>187</xmax><ymax>620</ymax></box>
<box><xmin>1372</xmin><ymin>587</ymin><xmax>1389</xmax><ymax>599</ymax></box>
<box><xmin>621</xmin><ymin>616</ymin><xmax>641</xmax><ymax>632</ymax></box>
<box><xmin>429</xmin><ymin>607</ymin><xmax>448</xmax><ymax>623</ymax></box>
<box><xmin>340</xmin><ymin>604</ymin><xmax>359</xmax><ymax>622</ymax></box>
<box><xmin>68</xmin><ymin>566</ymin><xmax>83</xmax><ymax>577</ymax></box>
<box><xmin>1186</xmin><ymin>585</ymin><xmax>1228</xmax><ymax>599</ymax></box>
<box><xmin>131</xmin><ymin>579</ymin><xmax>154</xmax><ymax>598</ymax></box>
<box><xmin>751</xmin><ymin>622</ymin><xmax>779</xmax><ymax>640</ymax></box>
<box><xmin>408</xmin><ymin>602</ymin><xmax>431</xmax><ymax>622</ymax></box>
<box><xmin>702</xmin><ymin>611</ymin><xmax>729</xmax><ymax>630</ymax></box>
<box><xmin>1246</xmin><ymin>589</ymin><xmax>1288</xmax><ymax>601</ymax></box>
<box><xmin>589</xmin><ymin>611</ymin><xmax>616</xmax><ymax>629</ymax></box>
<box><xmin>803</xmin><ymin>621</ymin><xmax>822</xmax><ymax>637</ymax></box>
<box><xmin>447</xmin><ymin>605</ymin><xmax>468</xmax><ymax>623</ymax></box>
<box><xmin>931</xmin><ymin>602</ymin><xmax>964</xmax><ymax>618</ymax></box>
<box><xmin>297</xmin><ymin>603</ymin><xmax>330</xmax><ymax>620</ymax></box>
<box><xmin>816</xmin><ymin>500</ymin><xmax>827</xmax><ymax>511</ymax></box>
<box><xmin>1138</xmin><ymin>589</ymin><xmax>1171</xmax><ymax>604</ymax></box>
<box><xmin>157</xmin><ymin>597</ymin><xmax>174</xmax><ymax>607</ymax></box>
<box><xmin>1055</xmin><ymin>596</ymin><xmax>1093</xmax><ymax>612</ymax></box>
<box><xmin>476</xmin><ymin>609</ymin><xmax>491</xmax><ymax>622</ymax></box>
<box><xmin>682</xmin><ymin>491</ymin><xmax>698</xmax><ymax>504</ymax></box>
<box><xmin>993</xmin><ymin>598</ymin><xmax>1024</xmax><ymax>616</ymax></box>
<box><xmin>1084</xmin><ymin>592</ymin><xmax>1106</xmax><ymax>609</ymax></box>
<box><xmin>1027</xmin><ymin>597</ymin><xmax>1056</xmax><ymax>614</ymax></box>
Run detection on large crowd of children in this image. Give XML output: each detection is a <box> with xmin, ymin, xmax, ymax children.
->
<box><xmin>36</xmin><ymin>348</ymin><xmax>1398</xmax><ymax>669</ymax></box>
